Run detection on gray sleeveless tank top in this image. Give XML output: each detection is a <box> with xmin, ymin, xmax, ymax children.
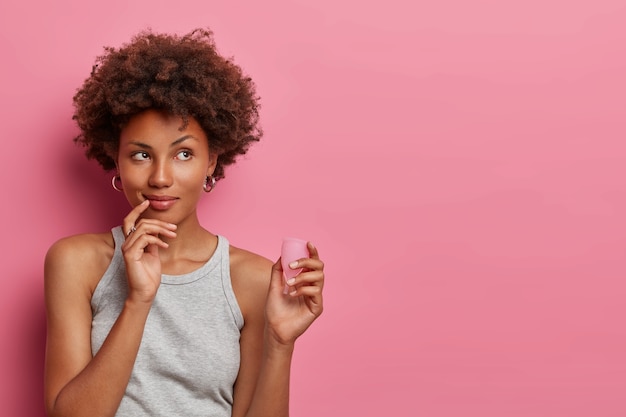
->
<box><xmin>91</xmin><ymin>226</ymin><xmax>244</xmax><ymax>416</ymax></box>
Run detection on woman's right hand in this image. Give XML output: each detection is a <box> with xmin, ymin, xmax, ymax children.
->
<box><xmin>121</xmin><ymin>200</ymin><xmax>177</xmax><ymax>304</ymax></box>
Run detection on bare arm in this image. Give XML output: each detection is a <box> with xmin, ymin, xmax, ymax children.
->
<box><xmin>44</xmin><ymin>235</ymin><xmax>153</xmax><ymax>417</ymax></box>
<box><xmin>231</xmin><ymin>243</ymin><xmax>325</xmax><ymax>417</ymax></box>
<box><xmin>44</xmin><ymin>201</ymin><xmax>177</xmax><ymax>417</ymax></box>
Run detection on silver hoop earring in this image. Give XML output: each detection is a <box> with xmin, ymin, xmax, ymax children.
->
<box><xmin>112</xmin><ymin>175</ymin><xmax>123</xmax><ymax>192</ymax></box>
<box><xmin>203</xmin><ymin>175</ymin><xmax>216</xmax><ymax>193</ymax></box>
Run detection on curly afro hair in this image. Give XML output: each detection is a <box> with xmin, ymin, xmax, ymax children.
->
<box><xmin>73</xmin><ymin>28</ymin><xmax>262</xmax><ymax>181</ymax></box>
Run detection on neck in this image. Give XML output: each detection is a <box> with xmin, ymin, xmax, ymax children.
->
<box><xmin>157</xmin><ymin>214</ymin><xmax>215</xmax><ymax>264</ymax></box>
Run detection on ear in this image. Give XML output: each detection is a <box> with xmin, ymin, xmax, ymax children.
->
<box><xmin>207</xmin><ymin>152</ymin><xmax>218</xmax><ymax>176</ymax></box>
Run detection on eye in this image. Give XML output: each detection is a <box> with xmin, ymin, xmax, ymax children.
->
<box><xmin>131</xmin><ymin>151</ymin><xmax>150</xmax><ymax>161</ymax></box>
<box><xmin>175</xmin><ymin>150</ymin><xmax>193</xmax><ymax>161</ymax></box>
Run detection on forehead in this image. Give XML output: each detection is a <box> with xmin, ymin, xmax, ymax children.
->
<box><xmin>120</xmin><ymin>109</ymin><xmax>208</xmax><ymax>146</ymax></box>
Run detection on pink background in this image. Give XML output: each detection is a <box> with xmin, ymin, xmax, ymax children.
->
<box><xmin>1</xmin><ymin>1</ymin><xmax>625</xmax><ymax>415</ymax></box>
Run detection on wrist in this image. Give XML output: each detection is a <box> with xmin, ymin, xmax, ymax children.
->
<box><xmin>126</xmin><ymin>285</ymin><xmax>159</xmax><ymax>306</ymax></box>
<box><xmin>264</xmin><ymin>329</ymin><xmax>296</xmax><ymax>357</ymax></box>
<box><xmin>124</xmin><ymin>296</ymin><xmax>155</xmax><ymax>311</ymax></box>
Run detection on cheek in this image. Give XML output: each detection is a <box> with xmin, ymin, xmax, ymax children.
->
<box><xmin>177</xmin><ymin>164</ymin><xmax>208</xmax><ymax>183</ymax></box>
<box><xmin>118</xmin><ymin>167</ymin><xmax>142</xmax><ymax>185</ymax></box>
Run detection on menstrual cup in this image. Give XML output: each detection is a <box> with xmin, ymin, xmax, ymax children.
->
<box><xmin>281</xmin><ymin>237</ymin><xmax>309</xmax><ymax>282</ymax></box>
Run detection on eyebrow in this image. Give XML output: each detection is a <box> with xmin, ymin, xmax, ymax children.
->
<box><xmin>128</xmin><ymin>135</ymin><xmax>197</xmax><ymax>149</ymax></box>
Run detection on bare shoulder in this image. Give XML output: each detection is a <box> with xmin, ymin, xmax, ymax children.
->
<box><xmin>229</xmin><ymin>245</ymin><xmax>273</xmax><ymax>318</ymax></box>
<box><xmin>44</xmin><ymin>232</ymin><xmax>117</xmax><ymax>412</ymax></box>
<box><xmin>45</xmin><ymin>232</ymin><xmax>115</xmax><ymax>295</ymax></box>
<box><xmin>229</xmin><ymin>245</ymin><xmax>273</xmax><ymax>283</ymax></box>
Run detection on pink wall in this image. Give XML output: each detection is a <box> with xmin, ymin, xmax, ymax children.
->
<box><xmin>1</xmin><ymin>1</ymin><xmax>625</xmax><ymax>415</ymax></box>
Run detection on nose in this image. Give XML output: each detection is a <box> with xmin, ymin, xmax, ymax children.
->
<box><xmin>148</xmin><ymin>160</ymin><xmax>173</xmax><ymax>188</ymax></box>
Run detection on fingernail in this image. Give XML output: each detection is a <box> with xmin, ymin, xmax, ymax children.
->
<box><xmin>286</xmin><ymin>278</ymin><xmax>296</xmax><ymax>285</ymax></box>
<box><xmin>289</xmin><ymin>290</ymin><xmax>297</xmax><ymax>296</ymax></box>
<box><xmin>289</xmin><ymin>261</ymin><xmax>298</xmax><ymax>269</ymax></box>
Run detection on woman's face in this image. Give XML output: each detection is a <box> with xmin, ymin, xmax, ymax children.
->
<box><xmin>117</xmin><ymin>109</ymin><xmax>217</xmax><ymax>225</ymax></box>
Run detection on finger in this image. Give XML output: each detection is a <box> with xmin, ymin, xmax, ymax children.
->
<box><xmin>123</xmin><ymin>233</ymin><xmax>170</xmax><ymax>257</ymax></box>
<box><xmin>123</xmin><ymin>235</ymin><xmax>170</xmax><ymax>255</ymax></box>
<box><xmin>290</xmin><ymin>242</ymin><xmax>323</xmax><ymax>272</ymax></box>
<box><xmin>289</xmin><ymin>285</ymin><xmax>323</xmax><ymax>311</ymax></box>
<box><xmin>284</xmin><ymin>270</ymin><xmax>324</xmax><ymax>289</ymax></box>
<box><xmin>307</xmin><ymin>241</ymin><xmax>320</xmax><ymax>259</ymax></box>
<box><xmin>289</xmin><ymin>257</ymin><xmax>324</xmax><ymax>273</ymax></box>
<box><xmin>123</xmin><ymin>200</ymin><xmax>150</xmax><ymax>236</ymax></box>
<box><xmin>288</xmin><ymin>284</ymin><xmax>324</xmax><ymax>307</ymax></box>
<box><xmin>144</xmin><ymin>241</ymin><xmax>160</xmax><ymax>258</ymax></box>
<box><xmin>273</xmin><ymin>257</ymin><xmax>284</xmax><ymax>273</ymax></box>
<box><xmin>122</xmin><ymin>225</ymin><xmax>175</xmax><ymax>251</ymax></box>
<box><xmin>132</xmin><ymin>221</ymin><xmax>177</xmax><ymax>239</ymax></box>
<box><xmin>126</xmin><ymin>232</ymin><xmax>170</xmax><ymax>250</ymax></box>
<box><xmin>269</xmin><ymin>258</ymin><xmax>285</xmax><ymax>292</ymax></box>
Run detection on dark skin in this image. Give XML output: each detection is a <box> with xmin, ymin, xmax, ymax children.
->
<box><xmin>72</xmin><ymin>29</ymin><xmax>262</xmax><ymax>180</ymax></box>
<box><xmin>44</xmin><ymin>110</ymin><xmax>324</xmax><ymax>417</ymax></box>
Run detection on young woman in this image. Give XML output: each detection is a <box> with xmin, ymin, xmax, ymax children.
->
<box><xmin>44</xmin><ymin>28</ymin><xmax>324</xmax><ymax>417</ymax></box>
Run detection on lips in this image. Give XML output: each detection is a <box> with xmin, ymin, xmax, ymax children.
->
<box><xmin>143</xmin><ymin>195</ymin><xmax>178</xmax><ymax>211</ymax></box>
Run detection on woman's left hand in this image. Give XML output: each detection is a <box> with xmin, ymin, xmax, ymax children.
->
<box><xmin>265</xmin><ymin>242</ymin><xmax>324</xmax><ymax>348</ymax></box>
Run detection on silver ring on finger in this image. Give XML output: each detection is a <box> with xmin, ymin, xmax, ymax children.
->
<box><xmin>127</xmin><ymin>225</ymin><xmax>137</xmax><ymax>237</ymax></box>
